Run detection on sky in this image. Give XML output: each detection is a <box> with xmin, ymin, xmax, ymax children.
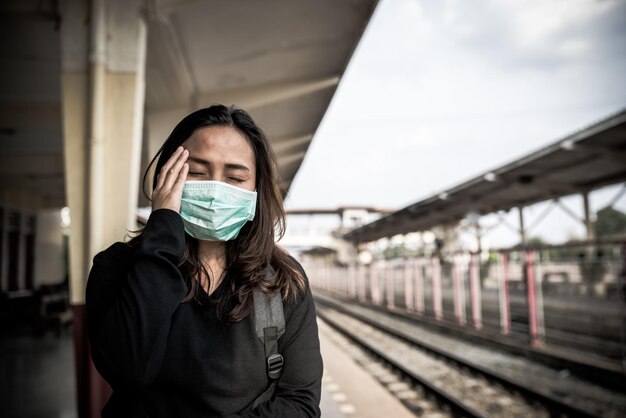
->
<box><xmin>283</xmin><ymin>0</ymin><xmax>626</xmax><ymax>245</ymax></box>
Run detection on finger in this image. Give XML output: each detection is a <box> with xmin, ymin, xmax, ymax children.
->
<box><xmin>156</xmin><ymin>146</ymin><xmax>183</xmax><ymax>190</ymax></box>
<box><xmin>163</xmin><ymin>148</ymin><xmax>188</xmax><ymax>191</ymax></box>
<box><xmin>172</xmin><ymin>163</ymin><xmax>189</xmax><ymax>195</ymax></box>
<box><xmin>156</xmin><ymin>147</ymin><xmax>182</xmax><ymax>190</ymax></box>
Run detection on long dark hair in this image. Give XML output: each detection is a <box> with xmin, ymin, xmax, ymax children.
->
<box><xmin>126</xmin><ymin>105</ymin><xmax>305</xmax><ymax>322</ymax></box>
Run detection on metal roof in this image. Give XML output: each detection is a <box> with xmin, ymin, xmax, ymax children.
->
<box><xmin>143</xmin><ymin>0</ymin><xmax>380</xmax><ymax>200</ymax></box>
<box><xmin>0</xmin><ymin>0</ymin><xmax>379</xmax><ymax>208</ymax></box>
<box><xmin>344</xmin><ymin>109</ymin><xmax>626</xmax><ymax>243</ymax></box>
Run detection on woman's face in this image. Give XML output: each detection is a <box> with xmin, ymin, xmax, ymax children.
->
<box><xmin>181</xmin><ymin>126</ymin><xmax>256</xmax><ymax>192</ymax></box>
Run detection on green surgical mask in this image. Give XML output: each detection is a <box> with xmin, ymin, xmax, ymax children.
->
<box><xmin>179</xmin><ymin>181</ymin><xmax>257</xmax><ymax>241</ymax></box>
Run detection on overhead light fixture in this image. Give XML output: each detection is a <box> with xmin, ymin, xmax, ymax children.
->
<box><xmin>484</xmin><ymin>172</ymin><xmax>496</xmax><ymax>182</ymax></box>
<box><xmin>560</xmin><ymin>139</ymin><xmax>575</xmax><ymax>150</ymax></box>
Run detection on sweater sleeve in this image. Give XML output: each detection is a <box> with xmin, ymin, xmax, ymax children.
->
<box><xmin>228</xmin><ymin>260</ymin><xmax>324</xmax><ymax>418</ymax></box>
<box><xmin>86</xmin><ymin>208</ymin><xmax>189</xmax><ymax>389</ymax></box>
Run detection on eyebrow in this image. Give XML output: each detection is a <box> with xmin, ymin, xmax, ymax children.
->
<box><xmin>187</xmin><ymin>156</ymin><xmax>251</xmax><ymax>172</ymax></box>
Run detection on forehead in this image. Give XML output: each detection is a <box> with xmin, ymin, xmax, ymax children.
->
<box><xmin>183</xmin><ymin>126</ymin><xmax>254</xmax><ymax>165</ymax></box>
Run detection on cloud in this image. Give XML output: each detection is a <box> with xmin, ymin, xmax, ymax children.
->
<box><xmin>287</xmin><ymin>0</ymin><xmax>626</xmax><ymax>215</ymax></box>
<box><xmin>438</xmin><ymin>0</ymin><xmax>626</xmax><ymax>69</ymax></box>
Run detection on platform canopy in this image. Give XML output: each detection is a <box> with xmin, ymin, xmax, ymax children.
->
<box><xmin>0</xmin><ymin>0</ymin><xmax>379</xmax><ymax>208</ymax></box>
<box><xmin>143</xmin><ymin>0</ymin><xmax>379</xmax><ymax>199</ymax></box>
<box><xmin>344</xmin><ymin>109</ymin><xmax>626</xmax><ymax>243</ymax></box>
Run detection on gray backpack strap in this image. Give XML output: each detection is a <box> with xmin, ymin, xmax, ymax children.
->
<box><xmin>251</xmin><ymin>266</ymin><xmax>285</xmax><ymax>409</ymax></box>
<box><xmin>253</xmin><ymin>286</ymin><xmax>286</xmax><ymax>342</ymax></box>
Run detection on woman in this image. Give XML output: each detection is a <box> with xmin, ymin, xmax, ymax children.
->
<box><xmin>85</xmin><ymin>105</ymin><xmax>323</xmax><ymax>417</ymax></box>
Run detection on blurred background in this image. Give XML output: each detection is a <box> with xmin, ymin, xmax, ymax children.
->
<box><xmin>1</xmin><ymin>0</ymin><xmax>625</xmax><ymax>417</ymax></box>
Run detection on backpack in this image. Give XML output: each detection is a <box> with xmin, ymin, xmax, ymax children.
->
<box><xmin>250</xmin><ymin>269</ymin><xmax>285</xmax><ymax>410</ymax></box>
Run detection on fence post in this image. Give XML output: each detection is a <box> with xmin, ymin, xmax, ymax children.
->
<box><xmin>371</xmin><ymin>260</ymin><xmax>381</xmax><ymax>305</ymax></box>
<box><xmin>414</xmin><ymin>258</ymin><xmax>424</xmax><ymax>315</ymax></box>
<box><xmin>386</xmin><ymin>260</ymin><xmax>395</xmax><ymax>310</ymax></box>
<box><xmin>358</xmin><ymin>264</ymin><xmax>366</xmax><ymax>303</ymax></box>
<box><xmin>347</xmin><ymin>264</ymin><xmax>353</xmax><ymax>299</ymax></box>
<box><xmin>470</xmin><ymin>253</ymin><xmax>483</xmax><ymax>330</ymax></box>
<box><xmin>453</xmin><ymin>254</ymin><xmax>466</xmax><ymax>325</ymax></box>
<box><xmin>525</xmin><ymin>249</ymin><xmax>545</xmax><ymax>347</ymax></box>
<box><xmin>432</xmin><ymin>256</ymin><xmax>443</xmax><ymax>320</ymax></box>
<box><xmin>497</xmin><ymin>252</ymin><xmax>511</xmax><ymax>335</ymax></box>
<box><xmin>404</xmin><ymin>258</ymin><xmax>414</xmax><ymax>311</ymax></box>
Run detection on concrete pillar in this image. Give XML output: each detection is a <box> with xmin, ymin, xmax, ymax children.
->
<box><xmin>61</xmin><ymin>0</ymin><xmax>147</xmax><ymax>305</ymax></box>
<box><xmin>60</xmin><ymin>1</ymin><xmax>147</xmax><ymax>417</ymax></box>
<box><xmin>60</xmin><ymin>0</ymin><xmax>89</xmax><ymax>308</ymax></box>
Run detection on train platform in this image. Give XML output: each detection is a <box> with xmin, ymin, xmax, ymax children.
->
<box><xmin>318</xmin><ymin>317</ymin><xmax>415</xmax><ymax>418</ymax></box>
<box><xmin>0</xmin><ymin>319</ymin><xmax>413</xmax><ymax>418</ymax></box>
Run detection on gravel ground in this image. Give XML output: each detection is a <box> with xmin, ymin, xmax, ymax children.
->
<box><xmin>319</xmin><ymin>306</ymin><xmax>549</xmax><ymax>418</ymax></box>
<box><xmin>315</xmin><ymin>292</ymin><xmax>626</xmax><ymax>417</ymax></box>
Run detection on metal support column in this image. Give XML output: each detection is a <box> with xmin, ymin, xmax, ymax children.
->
<box><xmin>518</xmin><ymin>206</ymin><xmax>526</xmax><ymax>245</ymax></box>
<box><xmin>582</xmin><ymin>191</ymin><xmax>594</xmax><ymax>241</ymax></box>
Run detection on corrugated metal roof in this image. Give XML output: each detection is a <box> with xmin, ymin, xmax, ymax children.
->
<box><xmin>344</xmin><ymin>109</ymin><xmax>626</xmax><ymax>242</ymax></box>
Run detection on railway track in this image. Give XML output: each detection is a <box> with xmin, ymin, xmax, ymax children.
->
<box><xmin>316</xmin><ymin>299</ymin><xmax>601</xmax><ymax>418</ymax></box>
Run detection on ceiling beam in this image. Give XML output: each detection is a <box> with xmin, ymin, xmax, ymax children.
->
<box><xmin>146</xmin><ymin>0</ymin><xmax>197</xmax><ymax>106</ymax></box>
<box><xmin>272</xmin><ymin>133</ymin><xmax>313</xmax><ymax>154</ymax></box>
<box><xmin>198</xmin><ymin>76</ymin><xmax>339</xmax><ymax>111</ymax></box>
<box><xmin>277</xmin><ymin>150</ymin><xmax>307</xmax><ymax>167</ymax></box>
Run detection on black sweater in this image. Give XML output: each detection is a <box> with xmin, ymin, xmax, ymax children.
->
<box><xmin>85</xmin><ymin>208</ymin><xmax>323</xmax><ymax>417</ymax></box>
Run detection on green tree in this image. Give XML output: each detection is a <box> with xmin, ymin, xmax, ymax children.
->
<box><xmin>594</xmin><ymin>206</ymin><xmax>626</xmax><ymax>238</ymax></box>
<box><xmin>526</xmin><ymin>236</ymin><xmax>548</xmax><ymax>246</ymax></box>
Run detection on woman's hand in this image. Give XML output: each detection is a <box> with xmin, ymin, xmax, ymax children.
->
<box><xmin>152</xmin><ymin>146</ymin><xmax>189</xmax><ymax>213</ymax></box>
